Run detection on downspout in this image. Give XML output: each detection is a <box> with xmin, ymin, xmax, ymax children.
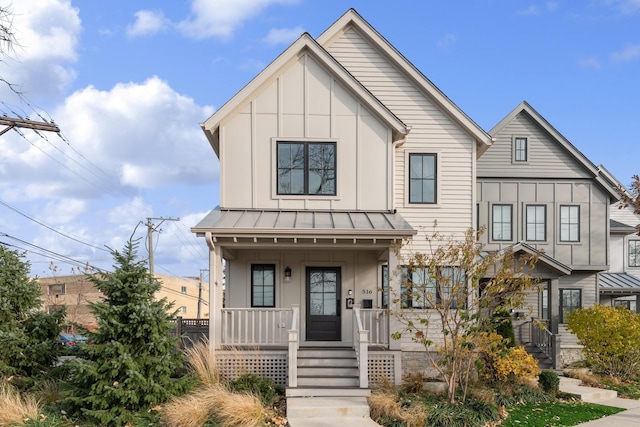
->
<box><xmin>205</xmin><ymin>232</ymin><xmax>221</xmax><ymax>348</ymax></box>
<box><xmin>391</xmin><ymin>126</ymin><xmax>411</xmax><ymax>214</ymax></box>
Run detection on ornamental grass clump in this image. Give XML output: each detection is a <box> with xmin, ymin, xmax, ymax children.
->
<box><xmin>0</xmin><ymin>382</ymin><xmax>40</xmax><ymax>426</ymax></box>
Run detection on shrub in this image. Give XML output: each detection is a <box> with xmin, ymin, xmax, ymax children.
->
<box><xmin>538</xmin><ymin>370</ymin><xmax>560</xmax><ymax>395</ymax></box>
<box><xmin>493</xmin><ymin>346</ymin><xmax>541</xmax><ymax>382</ymax></box>
<box><xmin>493</xmin><ymin>309</ymin><xmax>516</xmax><ymax>347</ymax></box>
<box><xmin>228</xmin><ymin>373</ymin><xmax>280</xmax><ymax>407</ymax></box>
<box><xmin>567</xmin><ymin>304</ymin><xmax>640</xmax><ymax>381</ymax></box>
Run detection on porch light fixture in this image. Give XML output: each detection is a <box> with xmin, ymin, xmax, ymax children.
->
<box><xmin>284</xmin><ymin>266</ymin><xmax>292</xmax><ymax>281</ymax></box>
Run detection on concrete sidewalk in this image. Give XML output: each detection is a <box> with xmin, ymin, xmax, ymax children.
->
<box><xmin>561</xmin><ymin>377</ymin><xmax>640</xmax><ymax>426</ymax></box>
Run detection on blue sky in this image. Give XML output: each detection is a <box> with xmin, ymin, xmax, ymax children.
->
<box><xmin>0</xmin><ymin>0</ymin><xmax>638</xmax><ymax>278</ymax></box>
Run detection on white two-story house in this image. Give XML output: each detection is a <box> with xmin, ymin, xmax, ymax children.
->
<box><xmin>192</xmin><ymin>9</ymin><xmax>620</xmax><ymax>391</ymax></box>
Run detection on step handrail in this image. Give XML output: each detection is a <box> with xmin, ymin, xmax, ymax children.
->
<box><xmin>352</xmin><ymin>306</ymin><xmax>369</xmax><ymax>388</ymax></box>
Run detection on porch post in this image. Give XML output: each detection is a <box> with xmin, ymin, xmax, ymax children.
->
<box><xmin>206</xmin><ymin>233</ymin><xmax>224</xmax><ymax>349</ymax></box>
<box><xmin>388</xmin><ymin>247</ymin><xmax>402</xmax><ymax>351</ymax></box>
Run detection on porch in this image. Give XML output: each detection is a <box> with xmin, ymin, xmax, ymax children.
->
<box><xmin>210</xmin><ymin>306</ymin><xmax>401</xmax><ymax>391</ymax></box>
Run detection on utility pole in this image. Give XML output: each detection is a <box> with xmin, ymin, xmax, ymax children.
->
<box><xmin>198</xmin><ymin>269</ymin><xmax>209</xmax><ymax>320</ymax></box>
<box><xmin>146</xmin><ymin>216</ymin><xmax>179</xmax><ymax>275</ymax></box>
<box><xmin>0</xmin><ymin>116</ymin><xmax>60</xmax><ymax>136</ymax></box>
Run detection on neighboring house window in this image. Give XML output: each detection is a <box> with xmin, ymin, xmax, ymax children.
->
<box><xmin>513</xmin><ymin>137</ymin><xmax>528</xmax><ymax>162</ymax></box>
<box><xmin>47</xmin><ymin>304</ymin><xmax>65</xmax><ymax>314</ymax></box>
<box><xmin>400</xmin><ymin>266</ymin><xmax>466</xmax><ymax>309</ymax></box>
<box><xmin>381</xmin><ymin>265</ymin><xmax>389</xmax><ymax>309</ymax></box>
<box><xmin>629</xmin><ymin>240</ymin><xmax>640</xmax><ymax>267</ymax></box>
<box><xmin>526</xmin><ymin>205</ymin><xmax>546</xmax><ymax>241</ymax></box>
<box><xmin>559</xmin><ymin>205</ymin><xmax>580</xmax><ymax>242</ymax></box>
<box><xmin>409</xmin><ymin>153</ymin><xmax>437</xmax><ymax>204</ymax></box>
<box><xmin>540</xmin><ymin>286</ymin><xmax>548</xmax><ymax>320</ymax></box>
<box><xmin>277</xmin><ymin>141</ymin><xmax>336</xmax><ymax>195</ymax></box>
<box><xmin>614</xmin><ymin>299</ymin><xmax>637</xmax><ymax>311</ymax></box>
<box><xmin>180</xmin><ymin>306</ymin><xmax>187</xmax><ymax>314</ymax></box>
<box><xmin>559</xmin><ymin>289</ymin><xmax>581</xmax><ymax>323</ymax></box>
<box><xmin>251</xmin><ymin>264</ymin><xmax>275</xmax><ymax>308</ymax></box>
<box><xmin>492</xmin><ymin>204</ymin><xmax>512</xmax><ymax>241</ymax></box>
<box><xmin>48</xmin><ymin>283</ymin><xmax>65</xmax><ymax>296</ymax></box>
<box><xmin>181</xmin><ymin>286</ymin><xmax>187</xmax><ymax>294</ymax></box>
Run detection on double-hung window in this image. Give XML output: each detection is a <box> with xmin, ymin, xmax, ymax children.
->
<box><xmin>251</xmin><ymin>264</ymin><xmax>275</xmax><ymax>308</ymax></box>
<box><xmin>559</xmin><ymin>205</ymin><xmax>580</xmax><ymax>242</ymax></box>
<box><xmin>277</xmin><ymin>142</ymin><xmax>336</xmax><ymax>195</ymax></box>
<box><xmin>629</xmin><ymin>240</ymin><xmax>640</xmax><ymax>267</ymax></box>
<box><xmin>400</xmin><ymin>266</ymin><xmax>466</xmax><ymax>309</ymax></box>
<box><xmin>409</xmin><ymin>153</ymin><xmax>437</xmax><ymax>204</ymax></box>
<box><xmin>513</xmin><ymin>137</ymin><xmax>528</xmax><ymax>162</ymax></box>
<box><xmin>559</xmin><ymin>289</ymin><xmax>581</xmax><ymax>323</ymax></box>
<box><xmin>492</xmin><ymin>204</ymin><xmax>512</xmax><ymax>241</ymax></box>
<box><xmin>526</xmin><ymin>205</ymin><xmax>546</xmax><ymax>241</ymax></box>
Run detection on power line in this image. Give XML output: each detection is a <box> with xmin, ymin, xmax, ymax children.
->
<box><xmin>0</xmin><ymin>198</ymin><xmax>109</xmax><ymax>252</ymax></box>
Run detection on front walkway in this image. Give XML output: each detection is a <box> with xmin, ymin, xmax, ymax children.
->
<box><xmin>287</xmin><ymin>396</ymin><xmax>381</xmax><ymax>427</ymax></box>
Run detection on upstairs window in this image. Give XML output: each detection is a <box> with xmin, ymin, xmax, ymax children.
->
<box><xmin>492</xmin><ymin>204</ymin><xmax>513</xmax><ymax>241</ymax></box>
<box><xmin>629</xmin><ymin>240</ymin><xmax>640</xmax><ymax>267</ymax></box>
<box><xmin>277</xmin><ymin>142</ymin><xmax>336</xmax><ymax>195</ymax></box>
<box><xmin>513</xmin><ymin>137</ymin><xmax>528</xmax><ymax>162</ymax></box>
<box><xmin>400</xmin><ymin>266</ymin><xmax>466</xmax><ymax>309</ymax></box>
<box><xmin>559</xmin><ymin>205</ymin><xmax>580</xmax><ymax>242</ymax></box>
<box><xmin>526</xmin><ymin>205</ymin><xmax>546</xmax><ymax>241</ymax></box>
<box><xmin>409</xmin><ymin>153</ymin><xmax>437</xmax><ymax>204</ymax></box>
<box><xmin>181</xmin><ymin>286</ymin><xmax>187</xmax><ymax>294</ymax></box>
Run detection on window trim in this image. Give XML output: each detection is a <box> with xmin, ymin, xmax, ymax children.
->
<box><xmin>559</xmin><ymin>288</ymin><xmax>581</xmax><ymax>323</ymax></box>
<box><xmin>408</xmin><ymin>153</ymin><xmax>437</xmax><ymax>205</ymax></box>
<box><xmin>525</xmin><ymin>204</ymin><xmax>547</xmax><ymax>242</ymax></box>
<box><xmin>512</xmin><ymin>136</ymin><xmax>529</xmax><ymax>163</ymax></box>
<box><xmin>559</xmin><ymin>205</ymin><xmax>580</xmax><ymax>243</ymax></box>
<box><xmin>251</xmin><ymin>264</ymin><xmax>276</xmax><ymax>308</ymax></box>
<box><xmin>628</xmin><ymin>240</ymin><xmax>640</xmax><ymax>268</ymax></box>
<box><xmin>276</xmin><ymin>140</ymin><xmax>337</xmax><ymax>196</ymax></box>
<box><xmin>492</xmin><ymin>204</ymin><xmax>513</xmax><ymax>242</ymax></box>
<box><xmin>48</xmin><ymin>283</ymin><xmax>66</xmax><ymax>296</ymax></box>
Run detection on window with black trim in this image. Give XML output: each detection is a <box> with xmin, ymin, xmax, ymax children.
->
<box><xmin>251</xmin><ymin>264</ymin><xmax>275</xmax><ymax>308</ymax></box>
<box><xmin>513</xmin><ymin>137</ymin><xmax>528</xmax><ymax>162</ymax></box>
<box><xmin>559</xmin><ymin>288</ymin><xmax>581</xmax><ymax>323</ymax></box>
<box><xmin>277</xmin><ymin>141</ymin><xmax>336</xmax><ymax>195</ymax></box>
<box><xmin>540</xmin><ymin>285</ymin><xmax>548</xmax><ymax>320</ymax></box>
<box><xmin>559</xmin><ymin>205</ymin><xmax>580</xmax><ymax>242</ymax></box>
<box><xmin>409</xmin><ymin>153</ymin><xmax>437</xmax><ymax>204</ymax></box>
<box><xmin>400</xmin><ymin>266</ymin><xmax>466</xmax><ymax>309</ymax></box>
<box><xmin>526</xmin><ymin>205</ymin><xmax>546</xmax><ymax>241</ymax></box>
<box><xmin>629</xmin><ymin>240</ymin><xmax>640</xmax><ymax>267</ymax></box>
<box><xmin>492</xmin><ymin>204</ymin><xmax>512</xmax><ymax>241</ymax></box>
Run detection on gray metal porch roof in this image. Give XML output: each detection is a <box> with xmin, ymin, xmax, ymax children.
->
<box><xmin>192</xmin><ymin>209</ymin><xmax>416</xmax><ymax>239</ymax></box>
<box><xmin>599</xmin><ymin>272</ymin><xmax>640</xmax><ymax>294</ymax></box>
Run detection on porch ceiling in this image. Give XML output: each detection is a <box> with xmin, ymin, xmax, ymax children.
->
<box><xmin>192</xmin><ymin>209</ymin><xmax>416</xmax><ymax>246</ymax></box>
<box><xmin>599</xmin><ymin>272</ymin><xmax>640</xmax><ymax>295</ymax></box>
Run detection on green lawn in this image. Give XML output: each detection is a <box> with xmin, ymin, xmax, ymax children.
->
<box><xmin>501</xmin><ymin>401</ymin><xmax>624</xmax><ymax>427</ymax></box>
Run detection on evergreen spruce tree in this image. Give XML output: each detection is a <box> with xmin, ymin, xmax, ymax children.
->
<box><xmin>65</xmin><ymin>239</ymin><xmax>186</xmax><ymax>425</ymax></box>
<box><xmin>0</xmin><ymin>244</ymin><xmax>65</xmax><ymax>377</ymax></box>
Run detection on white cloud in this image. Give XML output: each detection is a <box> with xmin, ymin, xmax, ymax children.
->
<box><xmin>517</xmin><ymin>5</ymin><xmax>541</xmax><ymax>16</ymax></box>
<box><xmin>437</xmin><ymin>33</ymin><xmax>457</xmax><ymax>50</ymax></box>
<box><xmin>263</xmin><ymin>26</ymin><xmax>303</xmax><ymax>46</ymax></box>
<box><xmin>43</xmin><ymin>198</ymin><xmax>88</xmax><ymax>225</ymax></box>
<box><xmin>0</xmin><ymin>77</ymin><xmax>216</xmax><ymax>201</ymax></box>
<box><xmin>126</xmin><ymin>10</ymin><xmax>169</xmax><ymax>38</ymax></box>
<box><xmin>178</xmin><ymin>0</ymin><xmax>298</xmax><ymax>39</ymax></box>
<box><xmin>611</xmin><ymin>44</ymin><xmax>640</xmax><ymax>62</ymax></box>
<box><xmin>0</xmin><ymin>0</ymin><xmax>81</xmax><ymax>97</ymax></box>
<box><xmin>600</xmin><ymin>0</ymin><xmax>640</xmax><ymax>14</ymax></box>
<box><xmin>578</xmin><ymin>56</ymin><xmax>602</xmax><ymax>69</ymax></box>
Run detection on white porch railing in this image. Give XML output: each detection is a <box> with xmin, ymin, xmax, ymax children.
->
<box><xmin>359</xmin><ymin>309</ymin><xmax>389</xmax><ymax>346</ymax></box>
<box><xmin>288</xmin><ymin>305</ymin><xmax>299</xmax><ymax>388</ymax></box>
<box><xmin>352</xmin><ymin>306</ymin><xmax>369</xmax><ymax>389</ymax></box>
<box><xmin>221</xmin><ymin>308</ymin><xmax>293</xmax><ymax>346</ymax></box>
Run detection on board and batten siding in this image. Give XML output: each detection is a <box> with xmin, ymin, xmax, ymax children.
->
<box><xmin>218</xmin><ymin>53</ymin><xmax>393</xmax><ymax>211</ymax></box>
<box><xmin>478</xmin><ymin>112</ymin><xmax>591</xmax><ymax>179</ymax></box>
<box><xmin>324</xmin><ymin>26</ymin><xmax>475</xmax><ymax>251</ymax></box>
<box><xmin>477</xmin><ymin>179</ymin><xmax>609</xmax><ymax>268</ymax></box>
<box><xmin>557</xmin><ymin>273</ymin><xmax>598</xmax><ymax>347</ymax></box>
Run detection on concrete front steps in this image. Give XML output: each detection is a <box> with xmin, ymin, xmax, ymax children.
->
<box><xmin>286</xmin><ymin>347</ymin><xmax>380</xmax><ymax>426</ymax></box>
<box><xmin>559</xmin><ymin>377</ymin><xmax>618</xmax><ymax>402</ymax></box>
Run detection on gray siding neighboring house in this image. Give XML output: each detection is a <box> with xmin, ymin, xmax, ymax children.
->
<box><xmin>477</xmin><ymin>101</ymin><xmax>620</xmax><ymax>366</ymax></box>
